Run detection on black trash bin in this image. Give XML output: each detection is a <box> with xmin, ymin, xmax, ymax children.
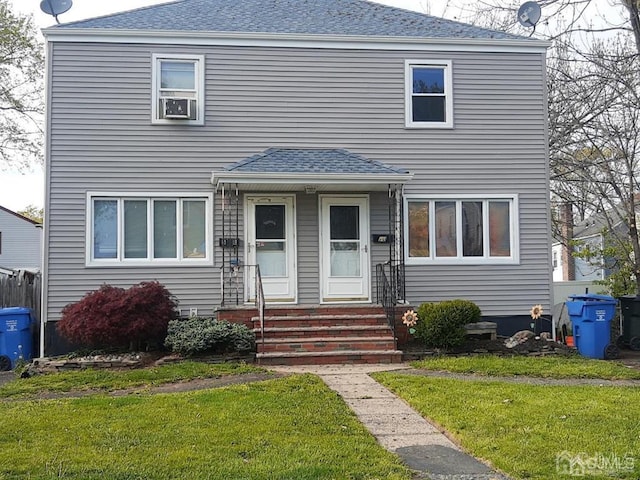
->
<box><xmin>0</xmin><ymin>307</ymin><xmax>36</xmax><ymax>370</ymax></box>
<box><xmin>618</xmin><ymin>295</ymin><xmax>640</xmax><ymax>350</ymax></box>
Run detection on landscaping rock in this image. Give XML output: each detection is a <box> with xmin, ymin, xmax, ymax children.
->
<box><xmin>505</xmin><ymin>330</ymin><xmax>536</xmax><ymax>348</ymax></box>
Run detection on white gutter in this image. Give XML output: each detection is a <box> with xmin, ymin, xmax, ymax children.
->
<box><xmin>211</xmin><ymin>171</ymin><xmax>414</xmax><ymax>191</ymax></box>
<box><xmin>42</xmin><ymin>28</ymin><xmax>550</xmax><ymax>54</ymax></box>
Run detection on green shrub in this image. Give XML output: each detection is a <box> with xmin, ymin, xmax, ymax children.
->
<box><xmin>165</xmin><ymin>317</ymin><xmax>255</xmax><ymax>356</ymax></box>
<box><xmin>414</xmin><ymin>299</ymin><xmax>481</xmax><ymax>349</ymax></box>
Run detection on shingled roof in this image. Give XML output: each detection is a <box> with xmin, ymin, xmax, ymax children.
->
<box><xmin>227</xmin><ymin>148</ymin><xmax>410</xmax><ymax>175</ymax></box>
<box><xmin>212</xmin><ymin>148</ymin><xmax>413</xmax><ymax>191</ymax></box>
<box><xmin>55</xmin><ymin>0</ymin><xmax>526</xmax><ymax>41</ymax></box>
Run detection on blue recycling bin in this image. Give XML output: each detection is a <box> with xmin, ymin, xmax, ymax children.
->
<box><xmin>566</xmin><ymin>294</ymin><xmax>618</xmax><ymax>359</ymax></box>
<box><xmin>0</xmin><ymin>307</ymin><xmax>36</xmax><ymax>370</ymax></box>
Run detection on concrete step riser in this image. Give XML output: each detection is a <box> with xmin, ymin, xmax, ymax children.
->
<box><xmin>256</xmin><ymin>353</ymin><xmax>403</xmax><ymax>366</ymax></box>
<box><xmin>253</xmin><ymin>318</ymin><xmax>388</xmax><ymax>329</ymax></box>
<box><xmin>260</xmin><ymin>340</ymin><xmax>397</xmax><ymax>353</ymax></box>
<box><xmin>255</xmin><ymin>328</ymin><xmax>392</xmax><ymax>338</ymax></box>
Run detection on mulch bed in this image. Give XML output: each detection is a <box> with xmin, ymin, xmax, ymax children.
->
<box><xmin>403</xmin><ymin>336</ymin><xmax>573</xmax><ymax>360</ymax></box>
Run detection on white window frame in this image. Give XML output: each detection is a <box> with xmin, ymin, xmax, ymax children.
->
<box><xmin>405</xmin><ymin>60</ymin><xmax>453</xmax><ymax>129</ymax></box>
<box><xmin>86</xmin><ymin>192</ymin><xmax>213</xmax><ymax>267</ymax></box>
<box><xmin>404</xmin><ymin>194</ymin><xmax>519</xmax><ymax>265</ymax></box>
<box><xmin>152</xmin><ymin>54</ymin><xmax>205</xmax><ymax>125</ymax></box>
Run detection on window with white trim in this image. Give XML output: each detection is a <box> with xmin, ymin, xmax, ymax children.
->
<box><xmin>405</xmin><ymin>196</ymin><xmax>519</xmax><ymax>264</ymax></box>
<box><xmin>152</xmin><ymin>54</ymin><xmax>205</xmax><ymax>125</ymax></box>
<box><xmin>88</xmin><ymin>194</ymin><xmax>212</xmax><ymax>265</ymax></box>
<box><xmin>405</xmin><ymin>60</ymin><xmax>453</xmax><ymax>128</ymax></box>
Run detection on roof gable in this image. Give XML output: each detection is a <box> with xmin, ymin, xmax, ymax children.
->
<box><xmin>0</xmin><ymin>205</ymin><xmax>39</xmax><ymax>226</ymax></box>
<box><xmin>54</xmin><ymin>0</ymin><xmax>527</xmax><ymax>41</ymax></box>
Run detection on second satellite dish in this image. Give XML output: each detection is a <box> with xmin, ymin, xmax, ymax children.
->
<box><xmin>517</xmin><ymin>1</ymin><xmax>541</xmax><ymax>28</ymax></box>
<box><xmin>40</xmin><ymin>0</ymin><xmax>73</xmax><ymax>23</ymax></box>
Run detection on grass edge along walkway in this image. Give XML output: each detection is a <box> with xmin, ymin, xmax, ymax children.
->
<box><xmin>372</xmin><ymin>370</ymin><xmax>640</xmax><ymax>480</ymax></box>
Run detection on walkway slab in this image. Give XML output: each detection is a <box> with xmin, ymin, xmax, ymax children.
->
<box><xmin>270</xmin><ymin>364</ymin><xmax>511</xmax><ymax>479</ymax></box>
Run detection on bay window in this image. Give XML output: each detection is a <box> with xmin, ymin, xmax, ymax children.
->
<box><xmin>405</xmin><ymin>195</ymin><xmax>518</xmax><ymax>264</ymax></box>
<box><xmin>88</xmin><ymin>193</ymin><xmax>212</xmax><ymax>265</ymax></box>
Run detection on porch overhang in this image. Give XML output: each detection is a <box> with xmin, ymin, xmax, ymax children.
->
<box><xmin>211</xmin><ymin>148</ymin><xmax>413</xmax><ymax>192</ymax></box>
<box><xmin>212</xmin><ymin>171</ymin><xmax>413</xmax><ymax>192</ymax></box>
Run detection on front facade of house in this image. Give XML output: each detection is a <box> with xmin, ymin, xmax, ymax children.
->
<box><xmin>0</xmin><ymin>206</ymin><xmax>42</xmax><ymax>271</ymax></box>
<box><xmin>42</xmin><ymin>0</ymin><xmax>551</xmax><ymax>353</ymax></box>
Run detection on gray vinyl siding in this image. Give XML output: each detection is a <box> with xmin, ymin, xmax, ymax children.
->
<box><xmin>45</xmin><ymin>41</ymin><xmax>549</xmax><ymax>321</ymax></box>
<box><xmin>0</xmin><ymin>210</ymin><xmax>42</xmax><ymax>270</ymax></box>
<box><xmin>296</xmin><ymin>193</ymin><xmax>320</xmax><ymax>304</ymax></box>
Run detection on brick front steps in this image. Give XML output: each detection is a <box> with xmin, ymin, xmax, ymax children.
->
<box><xmin>217</xmin><ymin>305</ymin><xmax>402</xmax><ymax>365</ymax></box>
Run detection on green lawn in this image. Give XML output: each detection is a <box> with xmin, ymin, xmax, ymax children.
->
<box><xmin>0</xmin><ymin>361</ymin><xmax>266</xmax><ymax>398</ymax></box>
<box><xmin>373</xmin><ymin>371</ymin><xmax>640</xmax><ymax>480</ymax></box>
<box><xmin>412</xmin><ymin>354</ymin><xmax>640</xmax><ymax>379</ymax></box>
<box><xmin>0</xmin><ymin>373</ymin><xmax>410</xmax><ymax>480</ymax></box>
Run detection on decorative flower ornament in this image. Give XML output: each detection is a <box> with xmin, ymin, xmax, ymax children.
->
<box><xmin>530</xmin><ymin>304</ymin><xmax>543</xmax><ymax>320</ymax></box>
<box><xmin>402</xmin><ymin>309</ymin><xmax>419</xmax><ymax>335</ymax></box>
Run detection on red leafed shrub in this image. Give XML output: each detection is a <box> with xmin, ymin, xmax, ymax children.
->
<box><xmin>57</xmin><ymin>281</ymin><xmax>179</xmax><ymax>350</ymax></box>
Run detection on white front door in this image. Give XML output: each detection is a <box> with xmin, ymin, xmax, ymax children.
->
<box><xmin>320</xmin><ymin>195</ymin><xmax>370</xmax><ymax>302</ymax></box>
<box><xmin>246</xmin><ymin>195</ymin><xmax>297</xmax><ymax>303</ymax></box>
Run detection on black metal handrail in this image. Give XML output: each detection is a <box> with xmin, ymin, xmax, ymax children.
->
<box><xmin>255</xmin><ymin>265</ymin><xmax>265</xmax><ymax>348</ymax></box>
<box><xmin>220</xmin><ymin>263</ymin><xmax>266</xmax><ymax>346</ymax></box>
<box><xmin>376</xmin><ymin>263</ymin><xmax>396</xmax><ymax>336</ymax></box>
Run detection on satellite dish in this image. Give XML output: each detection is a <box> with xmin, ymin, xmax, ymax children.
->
<box><xmin>40</xmin><ymin>0</ymin><xmax>73</xmax><ymax>24</ymax></box>
<box><xmin>517</xmin><ymin>1</ymin><xmax>541</xmax><ymax>28</ymax></box>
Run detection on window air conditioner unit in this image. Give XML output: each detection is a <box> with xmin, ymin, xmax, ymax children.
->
<box><xmin>163</xmin><ymin>98</ymin><xmax>191</xmax><ymax>119</ymax></box>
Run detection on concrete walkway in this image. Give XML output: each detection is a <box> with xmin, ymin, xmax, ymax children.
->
<box><xmin>271</xmin><ymin>364</ymin><xmax>510</xmax><ymax>480</ymax></box>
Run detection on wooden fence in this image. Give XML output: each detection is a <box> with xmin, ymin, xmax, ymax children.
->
<box><xmin>0</xmin><ymin>271</ymin><xmax>41</xmax><ymax>323</ymax></box>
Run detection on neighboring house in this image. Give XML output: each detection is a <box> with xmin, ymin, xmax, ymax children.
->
<box><xmin>0</xmin><ymin>205</ymin><xmax>42</xmax><ymax>271</ymax></box>
<box><xmin>552</xmin><ymin>211</ymin><xmax>618</xmax><ymax>282</ymax></box>
<box><xmin>41</xmin><ymin>0</ymin><xmax>551</xmax><ymax>356</ymax></box>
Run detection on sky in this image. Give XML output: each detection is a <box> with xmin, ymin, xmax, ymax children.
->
<box><xmin>3</xmin><ymin>0</ymin><xmax>459</xmax><ymax>213</ymax></box>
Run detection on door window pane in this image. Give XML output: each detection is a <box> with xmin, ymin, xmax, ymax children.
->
<box><xmin>489</xmin><ymin>201</ymin><xmax>511</xmax><ymax>257</ymax></box>
<box><xmin>256</xmin><ymin>241</ymin><xmax>286</xmax><ymax>277</ymax></box>
<box><xmin>255</xmin><ymin>205</ymin><xmax>285</xmax><ymax>240</ymax></box>
<box><xmin>408</xmin><ymin>201</ymin><xmax>429</xmax><ymax>257</ymax></box>
<box><xmin>462</xmin><ymin>201</ymin><xmax>483</xmax><ymax>257</ymax></box>
<box><xmin>93</xmin><ymin>200</ymin><xmax>117</xmax><ymax>259</ymax></box>
<box><xmin>154</xmin><ymin>201</ymin><xmax>177</xmax><ymax>258</ymax></box>
<box><xmin>330</xmin><ymin>206</ymin><xmax>359</xmax><ymax>240</ymax></box>
<box><xmin>124</xmin><ymin>200</ymin><xmax>147</xmax><ymax>259</ymax></box>
<box><xmin>330</xmin><ymin>241</ymin><xmax>360</xmax><ymax>276</ymax></box>
<box><xmin>255</xmin><ymin>204</ymin><xmax>286</xmax><ymax>276</ymax></box>
<box><xmin>183</xmin><ymin>200</ymin><xmax>206</xmax><ymax>258</ymax></box>
<box><xmin>435</xmin><ymin>201</ymin><xmax>456</xmax><ymax>257</ymax></box>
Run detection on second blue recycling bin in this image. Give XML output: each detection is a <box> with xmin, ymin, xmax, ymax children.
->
<box><xmin>566</xmin><ymin>294</ymin><xmax>617</xmax><ymax>359</ymax></box>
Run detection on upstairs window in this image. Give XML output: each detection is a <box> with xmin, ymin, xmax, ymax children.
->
<box><xmin>405</xmin><ymin>195</ymin><xmax>519</xmax><ymax>264</ymax></box>
<box><xmin>152</xmin><ymin>54</ymin><xmax>204</xmax><ymax>125</ymax></box>
<box><xmin>405</xmin><ymin>60</ymin><xmax>453</xmax><ymax>128</ymax></box>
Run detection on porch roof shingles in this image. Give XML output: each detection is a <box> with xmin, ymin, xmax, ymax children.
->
<box><xmin>227</xmin><ymin>148</ymin><xmax>410</xmax><ymax>175</ymax></box>
<box><xmin>53</xmin><ymin>0</ymin><xmax>526</xmax><ymax>41</ymax></box>
<box><xmin>212</xmin><ymin>148</ymin><xmax>413</xmax><ymax>191</ymax></box>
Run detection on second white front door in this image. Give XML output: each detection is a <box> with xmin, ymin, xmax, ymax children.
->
<box><xmin>246</xmin><ymin>195</ymin><xmax>297</xmax><ymax>303</ymax></box>
<box><xmin>320</xmin><ymin>195</ymin><xmax>370</xmax><ymax>302</ymax></box>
